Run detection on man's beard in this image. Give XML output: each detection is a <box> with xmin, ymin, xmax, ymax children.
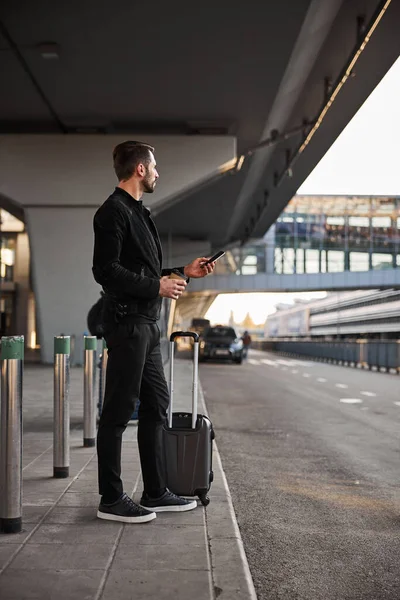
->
<box><xmin>142</xmin><ymin>173</ymin><xmax>156</xmax><ymax>194</ymax></box>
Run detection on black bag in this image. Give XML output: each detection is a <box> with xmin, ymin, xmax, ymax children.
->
<box><xmin>163</xmin><ymin>331</ymin><xmax>214</xmax><ymax>506</ymax></box>
<box><xmin>87</xmin><ymin>294</ymin><xmax>105</xmax><ymax>339</ymax></box>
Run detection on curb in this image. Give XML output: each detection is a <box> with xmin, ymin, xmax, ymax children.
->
<box><xmin>199</xmin><ymin>385</ymin><xmax>257</xmax><ymax>600</ymax></box>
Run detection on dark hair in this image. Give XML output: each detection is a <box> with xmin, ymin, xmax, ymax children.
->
<box><xmin>113</xmin><ymin>140</ymin><xmax>155</xmax><ymax>181</ymax></box>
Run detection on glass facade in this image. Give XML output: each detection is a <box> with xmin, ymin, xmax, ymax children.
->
<box><xmin>274</xmin><ymin>196</ymin><xmax>400</xmax><ymax>275</ymax></box>
<box><xmin>212</xmin><ymin>195</ymin><xmax>400</xmax><ymax>277</ymax></box>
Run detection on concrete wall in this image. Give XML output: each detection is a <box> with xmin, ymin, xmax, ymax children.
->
<box><xmin>26</xmin><ymin>206</ymin><xmax>99</xmax><ymax>364</ymax></box>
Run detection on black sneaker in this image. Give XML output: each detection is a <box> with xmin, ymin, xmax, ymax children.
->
<box><xmin>140</xmin><ymin>489</ymin><xmax>198</xmax><ymax>512</ymax></box>
<box><xmin>97</xmin><ymin>493</ymin><xmax>156</xmax><ymax>523</ymax></box>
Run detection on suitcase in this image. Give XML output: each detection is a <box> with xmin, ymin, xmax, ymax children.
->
<box><xmin>163</xmin><ymin>331</ymin><xmax>214</xmax><ymax>506</ymax></box>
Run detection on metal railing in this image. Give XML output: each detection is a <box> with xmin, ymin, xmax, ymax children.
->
<box><xmin>252</xmin><ymin>339</ymin><xmax>400</xmax><ymax>373</ymax></box>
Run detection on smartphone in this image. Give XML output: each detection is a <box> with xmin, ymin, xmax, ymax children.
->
<box><xmin>203</xmin><ymin>250</ymin><xmax>225</xmax><ymax>265</ymax></box>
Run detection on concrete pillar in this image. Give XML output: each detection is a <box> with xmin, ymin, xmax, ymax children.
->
<box><xmin>263</xmin><ymin>225</ymin><xmax>275</xmax><ymax>274</ymax></box>
<box><xmin>26</xmin><ymin>207</ymin><xmax>100</xmax><ymax>365</ymax></box>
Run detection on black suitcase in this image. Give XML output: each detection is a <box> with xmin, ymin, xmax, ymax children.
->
<box><xmin>163</xmin><ymin>331</ymin><xmax>214</xmax><ymax>506</ymax></box>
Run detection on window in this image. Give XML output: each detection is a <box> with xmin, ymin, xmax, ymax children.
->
<box><xmin>327</xmin><ymin>251</ymin><xmax>345</xmax><ymax>273</ymax></box>
<box><xmin>296</xmin><ymin>249</ymin><xmax>304</xmax><ymax>274</ymax></box>
<box><xmin>349</xmin><ymin>217</ymin><xmax>369</xmax><ymax>227</ymax></box>
<box><xmin>282</xmin><ymin>249</ymin><xmax>295</xmax><ymax>275</ymax></box>
<box><xmin>372</xmin><ymin>253</ymin><xmax>393</xmax><ymax>270</ymax></box>
<box><xmin>274</xmin><ymin>248</ymin><xmax>283</xmax><ymax>274</ymax></box>
<box><xmin>305</xmin><ymin>249</ymin><xmax>319</xmax><ymax>273</ymax></box>
<box><xmin>327</xmin><ymin>216</ymin><xmax>345</xmax><ymax>225</ymax></box>
<box><xmin>350</xmin><ymin>252</ymin><xmax>369</xmax><ymax>271</ymax></box>
<box><xmin>372</xmin><ymin>217</ymin><xmax>391</xmax><ymax>228</ymax></box>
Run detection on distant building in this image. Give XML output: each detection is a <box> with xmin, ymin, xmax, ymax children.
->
<box><xmin>265</xmin><ymin>289</ymin><xmax>400</xmax><ymax>340</ymax></box>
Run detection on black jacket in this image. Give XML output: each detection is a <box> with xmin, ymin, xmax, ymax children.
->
<box><xmin>92</xmin><ymin>188</ymin><xmax>181</xmax><ymax>324</ymax></box>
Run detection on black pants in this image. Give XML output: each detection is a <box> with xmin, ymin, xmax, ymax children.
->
<box><xmin>97</xmin><ymin>321</ymin><xmax>169</xmax><ymax>502</ymax></box>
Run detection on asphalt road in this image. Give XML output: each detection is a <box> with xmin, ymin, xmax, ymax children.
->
<box><xmin>197</xmin><ymin>349</ymin><xmax>400</xmax><ymax>600</ymax></box>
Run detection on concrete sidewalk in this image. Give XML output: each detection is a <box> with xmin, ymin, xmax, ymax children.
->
<box><xmin>0</xmin><ymin>359</ymin><xmax>256</xmax><ymax>600</ymax></box>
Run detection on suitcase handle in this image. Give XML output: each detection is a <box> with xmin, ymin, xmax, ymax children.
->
<box><xmin>168</xmin><ymin>331</ymin><xmax>199</xmax><ymax>429</ymax></box>
<box><xmin>170</xmin><ymin>331</ymin><xmax>199</xmax><ymax>343</ymax></box>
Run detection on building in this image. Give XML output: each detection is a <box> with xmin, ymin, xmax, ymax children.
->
<box><xmin>265</xmin><ymin>289</ymin><xmax>400</xmax><ymax>340</ymax></box>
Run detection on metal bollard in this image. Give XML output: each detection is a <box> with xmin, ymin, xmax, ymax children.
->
<box><xmin>54</xmin><ymin>336</ymin><xmax>70</xmax><ymax>478</ymax></box>
<box><xmin>83</xmin><ymin>336</ymin><xmax>97</xmax><ymax>447</ymax></box>
<box><xmin>97</xmin><ymin>339</ymin><xmax>108</xmax><ymax>419</ymax></box>
<box><xmin>0</xmin><ymin>336</ymin><xmax>24</xmax><ymax>534</ymax></box>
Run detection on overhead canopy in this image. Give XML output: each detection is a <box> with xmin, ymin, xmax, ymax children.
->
<box><xmin>1</xmin><ymin>0</ymin><xmax>399</xmax><ymax>245</ymax></box>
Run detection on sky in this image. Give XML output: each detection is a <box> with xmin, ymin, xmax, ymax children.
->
<box><xmin>298</xmin><ymin>56</ymin><xmax>400</xmax><ymax>195</ymax></box>
<box><xmin>206</xmin><ymin>56</ymin><xmax>400</xmax><ymax>326</ymax></box>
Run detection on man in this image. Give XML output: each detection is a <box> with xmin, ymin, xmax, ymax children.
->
<box><xmin>92</xmin><ymin>141</ymin><xmax>215</xmax><ymax>524</ymax></box>
<box><xmin>241</xmin><ymin>330</ymin><xmax>252</xmax><ymax>359</ymax></box>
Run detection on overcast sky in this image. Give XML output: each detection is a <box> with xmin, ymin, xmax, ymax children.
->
<box><xmin>298</xmin><ymin>56</ymin><xmax>400</xmax><ymax>195</ymax></box>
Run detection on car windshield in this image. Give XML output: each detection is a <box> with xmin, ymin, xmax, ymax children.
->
<box><xmin>205</xmin><ymin>327</ymin><xmax>236</xmax><ymax>338</ymax></box>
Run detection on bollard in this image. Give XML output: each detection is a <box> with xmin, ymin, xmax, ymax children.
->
<box><xmin>83</xmin><ymin>336</ymin><xmax>97</xmax><ymax>447</ymax></box>
<box><xmin>54</xmin><ymin>336</ymin><xmax>70</xmax><ymax>478</ymax></box>
<box><xmin>97</xmin><ymin>339</ymin><xmax>108</xmax><ymax>419</ymax></box>
<box><xmin>0</xmin><ymin>336</ymin><xmax>24</xmax><ymax>534</ymax></box>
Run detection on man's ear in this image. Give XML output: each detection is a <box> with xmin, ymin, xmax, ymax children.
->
<box><xmin>137</xmin><ymin>163</ymin><xmax>145</xmax><ymax>177</ymax></box>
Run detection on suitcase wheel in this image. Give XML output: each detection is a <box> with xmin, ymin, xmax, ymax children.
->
<box><xmin>211</xmin><ymin>429</ymin><xmax>215</xmax><ymax>441</ymax></box>
<box><xmin>199</xmin><ymin>494</ymin><xmax>210</xmax><ymax>507</ymax></box>
<box><xmin>209</xmin><ymin>470</ymin><xmax>214</xmax><ymax>483</ymax></box>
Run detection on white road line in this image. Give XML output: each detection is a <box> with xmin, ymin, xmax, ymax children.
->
<box><xmin>291</xmin><ymin>369</ymin><xmax>298</xmax><ymax>374</ymax></box>
<box><xmin>317</xmin><ymin>378</ymin><xmax>327</xmax><ymax>383</ymax></box>
<box><xmin>394</xmin><ymin>402</ymin><xmax>400</xmax><ymax>407</ymax></box>
<box><xmin>360</xmin><ymin>391</ymin><xmax>377</xmax><ymax>397</ymax></box>
<box><xmin>303</xmin><ymin>373</ymin><xmax>311</xmax><ymax>378</ymax></box>
<box><xmin>293</xmin><ymin>360</ymin><xmax>315</xmax><ymax>367</ymax></box>
<box><xmin>262</xmin><ymin>359</ymin><xmax>279</xmax><ymax>367</ymax></box>
<box><xmin>340</xmin><ymin>398</ymin><xmax>363</xmax><ymax>404</ymax></box>
<box><xmin>248</xmin><ymin>359</ymin><xmax>261</xmax><ymax>365</ymax></box>
<box><xmin>336</xmin><ymin>383</ymin><xmax>348</xmax><ymax>389</ymax></box>
<box><xmin>281</xmin><ymin>367</ymin><xmax>288</xmax><ymax>371</ymax></box>
<box><xmin>277</xmin><ymin>360</ymin><xmax>294</xmax><ymax>366</ymax></box>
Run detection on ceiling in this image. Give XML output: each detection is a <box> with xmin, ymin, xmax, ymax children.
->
<box><xmin>1</xmin><ymin>0</ymin><xmax>399</xmax><ymax>247</ymax></box>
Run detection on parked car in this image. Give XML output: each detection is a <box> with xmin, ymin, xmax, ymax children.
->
<box><xmin>199</xmin><ymin>326</ymin><xmax>243</xmax><ymax>364</ymax></box>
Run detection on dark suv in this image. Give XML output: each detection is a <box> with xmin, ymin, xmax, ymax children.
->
<box><xmin>199</xmin><ymin>326</ymin><xmax>243</xmax><ymax>364</ymax></box>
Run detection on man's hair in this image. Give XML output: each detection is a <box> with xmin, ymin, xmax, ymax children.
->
<box><xmin>113</xmin><ymin>140</ymin><xmax>155</xmax><ymax>181</ymax></box>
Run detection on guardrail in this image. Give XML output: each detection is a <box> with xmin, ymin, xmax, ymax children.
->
<box><xmin>252</xmin><ymin>339</ymin><xmax>400</xmax><ymax>373</ymax></box>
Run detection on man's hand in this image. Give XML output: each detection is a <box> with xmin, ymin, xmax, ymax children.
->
<box><xmin>184</xmin><ymin>257</ymin><xmax>216</xmax><ymax>279</ymax></box>
<box><xmin>159</xmin><ymin>276</ymin><xmax>187</xmax><ymax>300</ymax></box>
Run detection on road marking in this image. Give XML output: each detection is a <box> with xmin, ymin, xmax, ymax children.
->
<box><xmin>336</xmin><ymin>383</ymin><xmax>348</xmax><ymax>389</ymax></box>
<box><xmin>394</xmin><ymin>402</ymin><xmax>400</xmax><ymax>407</ymax></box>
<box><xmin>293</xmin><ymin>360</ymin><xmax>315</xmax><ymax>367</ymax></box>
<box><xmin>360</xmin><ymin>391</ymin><xmax>377</xmax><ymax>397</ymax></box>
<box><xmin>317</xmin><ymin>378</ymin><xmax>327</xmax><ymax>383</ymax></box>
<box><xmin>281</xmin><ymin>367</ymin><xmax>288</xmax><ymax>371</ymax></box>
<box><xmin>277</xmin><ymin>359</ymin><xmax>294</xmax><ymax>366</ymax></box>
<box><xmin>248</xmin><ymin>359</ymin><xmax>261</xmax><ymax>365</ymax></box>
<box><xmin>262</xmin><ymin>359</ymin><xmax>279</xmax><ymax>367</ymax></box>
<box><xmin>303</xmin><ymin>373</ymin><xmax>311</xmax><ymax>378</ymax></box>
<box><xmin>291</xmin><ymin>369</ymin><xmax>298</xmax><ymax>374</ymax></box>
<box><xmin>340</xmin><ymin>398</ymin><xmax>363</xmax><ymax>404</ymax></box>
